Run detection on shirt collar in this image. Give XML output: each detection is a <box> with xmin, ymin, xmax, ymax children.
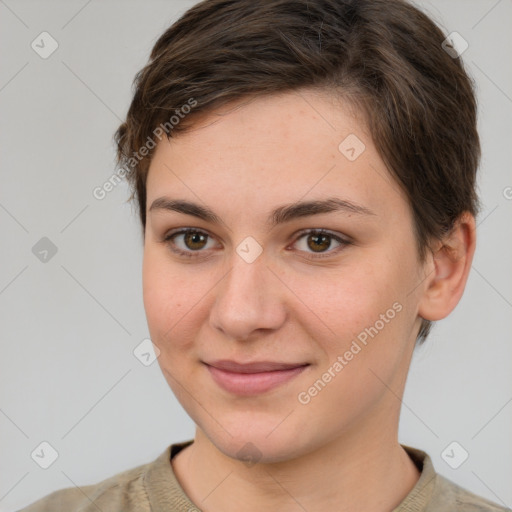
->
<box><xmin>392</xmin><ymin>444</ymin><xmax>437</xmax><ymax>511</ymax></box>
<box><xmin>144</xmin><ymin>440</ymin><xmax>437</xmax><ymax>511</ymax></box>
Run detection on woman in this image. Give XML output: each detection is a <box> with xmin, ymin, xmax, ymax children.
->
<box><xmin>20</xmin><ymin>0</ymin><xmax>508</xmax><ymax>510</ymax></box>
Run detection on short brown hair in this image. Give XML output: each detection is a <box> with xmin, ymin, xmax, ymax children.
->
<box><xmin>114</xmin><ymin>0</ymin><xmax>480</xmax><ymax>343</ymax></box>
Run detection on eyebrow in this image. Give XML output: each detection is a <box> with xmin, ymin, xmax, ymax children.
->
<box><xmin>148</xmin><ymin>196</ymin><xmax>376</xmax><ymax>228</ymax></box>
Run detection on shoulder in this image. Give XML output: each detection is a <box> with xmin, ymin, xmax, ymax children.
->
<box><xmin>17</xmin><ymin>456</ymin><xmax>157</xmax><ymax>512</ymax></box>
<box><xmin>399</xmin><ymin>445</ymin><xmax>509</xmax><ymax>512</ymax></box>
<box><xmin>428</xmin><ymin>473</ymin><xmax>510</xmax><ymax>512</ymax></box>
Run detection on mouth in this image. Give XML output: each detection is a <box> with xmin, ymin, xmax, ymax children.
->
<box><xmin>203</xmin><ymin>360</ymin><xmax>310</xmax><ymax>395</ymax></box>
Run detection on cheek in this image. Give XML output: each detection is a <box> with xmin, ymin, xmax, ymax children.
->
<box><xmin>291</xmin><ymin>255</ymin><xmax>413</xmax><ymax>375</ymax></box>
<box><xmin>327</xmin><ymin>256</ymin><xmax>417</xmax><ymax>380</ymax></box>
<box><xmin>294</xmin><ymin>263</ymin><xmax>395</xmax><ymax>336</ymax></box>
<box><xmin>142</xmin><ymin>249</ymin><xmax>212</xmax><ymax>356</ymax></box>
<box><xmin>143</xmin><ymin>251</ymin><xmax>185</xmax><ymax>343</ymax></box>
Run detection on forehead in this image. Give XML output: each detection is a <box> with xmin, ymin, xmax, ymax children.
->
<box><xmin>146</xmin><ymin>89</ymin><xmax>409</xmax><ymax>223</ymax></box>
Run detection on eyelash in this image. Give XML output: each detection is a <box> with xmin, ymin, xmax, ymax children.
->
<box><xmin>162</xmin><ymin>227</ymin><xmax>351</xmax><ymax>260</ymax></box>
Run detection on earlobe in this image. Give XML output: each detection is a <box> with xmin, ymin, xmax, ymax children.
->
<box><xmin>418</xmin><ymin>212</ymin><xmax>477</xmax><ymax>322</ymax></box>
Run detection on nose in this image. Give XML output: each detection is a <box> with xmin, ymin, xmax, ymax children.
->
<box><xmin>209</xmin><ymin>252</ymin><xmax>287</xmax><ymax>341</ymax></box>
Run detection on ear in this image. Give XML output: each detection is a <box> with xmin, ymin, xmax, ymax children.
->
<box><xmin>418</xmin><ymin>212</ymin><xmax>476</xmax><ymax>321</ymax></box>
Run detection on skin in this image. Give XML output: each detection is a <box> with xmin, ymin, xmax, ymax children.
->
<box><xmin>142</xmin><ymin>88</ymin><xmax>476</xmax><ymax>512</ymax></box>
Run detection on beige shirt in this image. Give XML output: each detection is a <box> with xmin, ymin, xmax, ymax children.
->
<box><xmin>18</xmin><ymin>440</ymin><xmax>509</xmax><ymax>511</ymax></box>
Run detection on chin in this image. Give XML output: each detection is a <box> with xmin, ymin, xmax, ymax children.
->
<box><xmin>198</xmin><ymin>415</ymin><xmax>315</xmax><ymax>466</ymax></box>
<box><xmin>220</xmin><ymin>437</ymin><xmax>301</xmax><ymax>465</ymax></box>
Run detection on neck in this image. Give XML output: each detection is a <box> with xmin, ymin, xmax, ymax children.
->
<box><xmin>171</xmin><ymin>419</ymin><xmax>420</xmax><ymax>512</ymax></box>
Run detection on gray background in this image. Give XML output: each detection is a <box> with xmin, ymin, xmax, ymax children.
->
<box><xmin>1</xmin><ymin>0</ymin><xmax>511</xmax><ymax>510</ymax></box>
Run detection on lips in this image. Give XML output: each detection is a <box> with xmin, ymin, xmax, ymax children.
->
<box><xmin>205</xmin><ymin>360</ymin><xmax>309</xmax><ymax>373</ymax></box>
<box><xmin>203</xmin><ymin>360</ymin><xmax>310</xmax><ymax>395</ymax></box>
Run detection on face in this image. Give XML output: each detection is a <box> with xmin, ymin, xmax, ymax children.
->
<box><xmin>143</xmin><ymin>89</ymin><xmax>427</xmax><ymax>464</ymax></box>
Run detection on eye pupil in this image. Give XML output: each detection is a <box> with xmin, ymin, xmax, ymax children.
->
<box><xmin>308</xmin><ymin>233</ymin><xmax>331</xmax><ymax>252</ymax></box>
<box><xmin>185</xmin><ymin>231</ymin><xmax>207</xmax><ymax>250</ymax></box>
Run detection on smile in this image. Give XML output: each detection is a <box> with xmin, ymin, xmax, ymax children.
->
<box><xmin>204</xmin><ymin>362</ymin><xmax>310</xmax><ymax>395</ymax></box>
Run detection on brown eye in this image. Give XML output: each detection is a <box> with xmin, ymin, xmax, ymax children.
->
<box><xmin>183</xmin><ymin>231</ymin><xmax>208</xmax><ymax>250</ymax></box>
<box><xmin>163</xmin><ymin>228</ymin><xmax>216</xmax><ymax>257</ymax></box>
<box><xmin>293</xmin><ymin>229</ymin><xmax>349</xmax><ymax>258</ymax></box>
<box><xmin>163</xmin><ymin>227</ymin><xmax>350</xmax><ymax>260</ymax></box>
<box><xmin>306</xmin><ymin>232</ymin><xmax>332</xmax><ymax>252</ymax></box>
